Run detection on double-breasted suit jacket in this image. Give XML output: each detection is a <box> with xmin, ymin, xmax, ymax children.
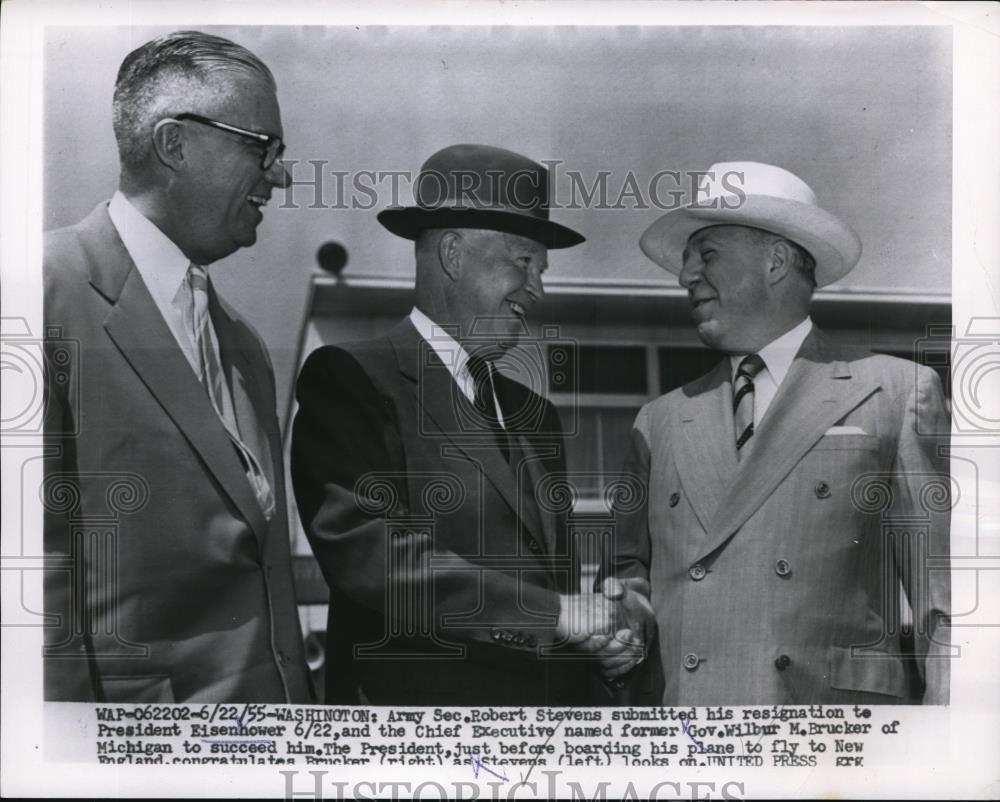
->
<box><xmin>613</xmin><ymin>328</ymin><xmax>951</xmax><ymax>705</ymax></box>
<box><xmin>291</xmin><ymin>318</ymin><xmax>589</xmax><ymax>705</ymax></box>
<box><xmin>43</xmin><ymin>202</ymin><xmax>311</xmax><ymax>703</ymax></box>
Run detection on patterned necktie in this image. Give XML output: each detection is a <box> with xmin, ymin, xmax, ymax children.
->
<box><xmin>466</xmin><ymin>353</ymin><xmax>511</xmax><ymax>463</ymax></box>
<box><xmin>188</xmin><ymin>265</ymin><xmax>275</xmax><ymax>519</ymax></box>
<box><xmin>733</xmin><ymin>353</ymin><xmax>766</xmax><ymax>456</ymax></box>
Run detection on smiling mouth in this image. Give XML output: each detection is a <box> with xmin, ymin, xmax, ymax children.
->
<box><xmin>247</xmin><ymin>194</ymin><xmax>269</xmax><ymax>208</ymax></box>
<box><xmin>507</xmin><ymin>300</ymin><xmax>527</xmax><ymax>318</ymax></box>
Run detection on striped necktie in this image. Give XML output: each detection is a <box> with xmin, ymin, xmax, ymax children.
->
<box><xmin>188</xmin><ymin>265</ymin><xmax>275</xmax><ymax>519</ymax></box>
<box><xmin>733</xmin><ymin>353</ymin><xmax>766</xmax><ymax>456</ymax></box>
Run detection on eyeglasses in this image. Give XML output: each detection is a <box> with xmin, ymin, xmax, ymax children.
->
<box><xmin>175</xmin><ymin>113</ymin><xmax>286</xmax><ymax>170</ymax></box>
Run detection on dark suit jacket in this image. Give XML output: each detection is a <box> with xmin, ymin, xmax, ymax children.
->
<box><xmin>291</xmin><ymin>319</ymin><xmax>590</xmax><ymax>705</ymax></box>
<box><xmin>43</xmin><ymin>202</ymin><xmax>311</xmax><ymax>703</ymax></box>
<box><xmin>613</xmin><ymin>328</ymin><xmax>951</xmax><ymax>705</ymax></box>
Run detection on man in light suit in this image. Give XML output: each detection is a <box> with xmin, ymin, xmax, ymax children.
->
<box><xmin>43</xmin><ymin>31</ymin><xmax>311</xmax><ymax>702</ymax></box>
<box><xmin>610</xmin><ymin>161</ymin><xmax>951</xmax><ymax>705</ymax></box>
<box><xmin>292</xmin><ymin>144</ymin><xmax>647</xmax><ymax>705</ymax></box>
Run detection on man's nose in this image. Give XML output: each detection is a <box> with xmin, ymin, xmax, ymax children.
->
<box><xmin>525</xmin><ymin>265</ymin><xmax>545</xmax><ymax>302</ymax></box>
<box><xmin>678</xmin><ymin>258</ymin><xmax>701</xmax><ymax>289</ymax></box>
<box><xmin>267</xmin><ymin>159</ymin><xmax>292</xmax><ymax>189</ymax></box>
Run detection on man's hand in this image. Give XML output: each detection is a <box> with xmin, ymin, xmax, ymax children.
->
<box><xmin>557</xmin><ymin>591</ymin><xmax>615</xmax><ymax>645</ymax></box>
<box><xmin>557</xmin><ymin>578</ymin><xmax>655</xmax><ymax>679</ymax></box>
<box><xmin>596</xmin><ymin>577</ymin><xmax>655</xmax><ymax>679</ymax></box>
<box><xmin>600</xmin><ymin>576</ymin><xmax>655</xmax><ymax>647</ymax></box>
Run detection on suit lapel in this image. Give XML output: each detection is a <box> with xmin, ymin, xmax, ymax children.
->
<box><xmin>81</xmin><ymin>204</ymin><xmax>269</xmax><ymax>546</ymax></box>
<box><xmin>510</xmin><ymin>435</ymin><xmax>556</xmax><ymax>554</ymax></box>
<box><xmin>389</xmin><ymin>320</ymin><xmax>545</xmax><ymax>545</ymax></box>
<box><xmin>494</xmin><ymin>370</ymin><xmax>554</xmax><ymax>554</ymax></box>
<box><xmin>695</xmin><ymin>329</ymin><xmax>881</xmax><ymax>560</ymax></box>
<box><xmin>673</xmin><ymin>359</ymin><xmax>738</xmax><ymax>532</ymax></box>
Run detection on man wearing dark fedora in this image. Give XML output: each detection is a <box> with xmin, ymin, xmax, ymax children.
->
<box><xmin>292</xmin><ymin>144</ymin><xmax>648</xmax><ymax>705</ymax></box>
<box><xmin>610</xmin><ymin>161</ymin><xmax>952</xmax><ymax>705</ymax></box>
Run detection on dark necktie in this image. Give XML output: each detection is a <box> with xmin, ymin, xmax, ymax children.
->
<box><xmin>466</xmin><ymin>353</ymin><xmax>511</xmax><ymax>463</ymax></box>
<box><xmin>733</xmin><ymin>353</ymin><xmax>766</xmax><ymax>456</ymax></box>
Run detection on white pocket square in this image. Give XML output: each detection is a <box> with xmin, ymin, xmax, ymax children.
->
<box><xmin>825</xmin><ymin>425</ymin><xmax>868</xmax><ymax>435</ymax></box>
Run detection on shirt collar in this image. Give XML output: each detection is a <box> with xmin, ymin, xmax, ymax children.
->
<box><xmin>730</xmin><ymin>316</ymin><xmax>813</xmax><ymax>386</ymax></box>
<box><xmin>107</xmin><ymin>190</ymin><xmax>193</xmax><ymax>309</ymax></box>
<box><xmin>409</xmin><ymin>307</ymin><xmax>473</xmax><ymax>387</ymax></box>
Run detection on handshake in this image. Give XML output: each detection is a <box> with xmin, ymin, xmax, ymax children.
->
<box><xmin>557</xmin><ymin>577</ymin><xmax>655</xmax><ymax>681</ymax></box>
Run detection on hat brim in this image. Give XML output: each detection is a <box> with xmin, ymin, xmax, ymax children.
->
<box><xmin>639</xmin><ymin>197</ymin><xmax>862</xmax><ymax>287</ymax></box>
<box><xmin>377</xmin><ymin>207</ymin><xmax>585</xmax><ymax>249</ymax></box>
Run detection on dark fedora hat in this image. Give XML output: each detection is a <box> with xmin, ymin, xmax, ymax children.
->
<box><xmin>377</xmin><ymin>143</ymin><xmax>585</xmax><ymax>249</ymax></box>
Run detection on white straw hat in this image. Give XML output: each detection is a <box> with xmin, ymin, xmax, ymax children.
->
<box><xmin>639</xmin><ymin>161</ymin><xmax>862</xmax><ymax>287</ymax></box>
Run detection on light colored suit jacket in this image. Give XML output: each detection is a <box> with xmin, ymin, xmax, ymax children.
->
<box><xmin>291</xmin><ymin>319</ymin><xmax>591</xmax><ymax>705</ymax></box>
<box><xmin>613</xmin><ymin>328</ymin><xmax>951</xmax><ymax>705</ymax></box>
<box><xmin>43</xmin><ymin>202</ymin><xmax>311</xmax><ymax>703</ymax></box>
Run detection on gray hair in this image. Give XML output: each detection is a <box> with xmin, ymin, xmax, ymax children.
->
<box><xmin>112</xmin><ymin>30</ymin><xmax>275</xmax><ymax>171</ymax></box>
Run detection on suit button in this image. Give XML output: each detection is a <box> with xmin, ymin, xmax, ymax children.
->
<box><xmin>683</xmin><ymin>652</ymin><xmax>700</xmax><ymax>671</ymax></box>
<box><xmin>527</xmin><ymin>540</ymin><xmax>542</xmax><ymax>553</ymax></box>
<box><xmin>814</xmin><ymin>481</ymin><xmax>831</xmax><ymax>499</ymax></box>
<box><xmin>774</xmin><ymin>559</ymin><xmax>791</xmax><ymax>577</ymax></box>
<box><xmin>689</xmin><ymin>564</ymin><xmax>707</xmax><ymax>581</ymax></box>
<box><xmin>491</xmin><ymin>629</ymin><xmax>503</xmax><ymax>641</ymax></box>
<box><xmin>669</xmin><ymin>492</ymin><xmax>680</xmax><ymax>508</ymax></box>
<box><xmin>774</xmin><ymin>654</ymin><xmax>791</xmax><ymax>671</ymax></box>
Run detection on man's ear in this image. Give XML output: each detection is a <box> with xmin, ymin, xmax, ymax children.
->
<box><xmin>151</xmin><ymin>119</ymin><xmax>186</xmax><ymax>172</ymax></box>
<box><xmin>766</xmin><ymin>239</ymin><xmax>793</xmax><ymax>285</ymax></box>
<box><xmin>438</xmin><ymin>230</ymin><xmax>464</xmax><ymax>281</ymax></box>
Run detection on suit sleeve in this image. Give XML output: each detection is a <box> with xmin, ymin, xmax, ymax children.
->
<box><xmin>608</xmin><ymin>404</ymin><xmax>654</xmax><ymax>584</ymax></box>
<box><xmin>891</xmin><ymin>365</ymin><xmax>951</xmax><ymax>704</ymax></box>
<box><xmin>42</xmin><ymin>256</ymin><xmax>99</xmax><ymax>701</ymax></box>
<box><xmin>290</xmin><ymin>347</ymin><xmax>563</xmax><ymax>649</ymax></box>
<box><xmin>599</xmin><ymin>403</ymin><xmax>664</xmax><ymax>704</ymax></box>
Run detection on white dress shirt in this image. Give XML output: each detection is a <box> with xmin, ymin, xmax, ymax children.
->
<box><xmin>409</xmin><ymin>307</ymin><xmax>505</xmax><ymax>427</ymax></box>
<box><xmin>729</xmin><ymin>317</ymin><xmax>813</xmax><ymax>427</ymax></box>
<box><xmin>108</xmin><ymin>191</ymin><xmax>214</xmax><ymax>376</ymax></box>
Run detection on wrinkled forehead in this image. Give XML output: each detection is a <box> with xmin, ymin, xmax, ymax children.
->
<box><xmin>500</xmin><ymin>231</ymin><xmax>548</xmax><ymax>263</ymax></box>
<box><xmin>683</xmin><ymin>224</ymin><xmax>770</xmax><ymax>259</ymax></box>
<box><xmin>465</xmin><ymin>229</ymin><xmax>548</xmax><ymax>264</ymax></box>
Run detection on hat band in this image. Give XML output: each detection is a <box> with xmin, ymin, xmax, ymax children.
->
<box><xmin>412</xmin><ymin>199</ymin><xmax>551</xmax><ymax>221</ymax></box>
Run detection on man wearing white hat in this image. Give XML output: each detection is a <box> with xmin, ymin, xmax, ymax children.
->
<box><xmin>610</xmin><ymin>162</ymin><xmax>951</xmax><ymax>705</ymax></box>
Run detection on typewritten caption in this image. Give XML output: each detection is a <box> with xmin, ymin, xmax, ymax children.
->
<box><xmin>83</xmin><ymin>704</ymin><xmax>900</xmax><ymax>768</ymax></box>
